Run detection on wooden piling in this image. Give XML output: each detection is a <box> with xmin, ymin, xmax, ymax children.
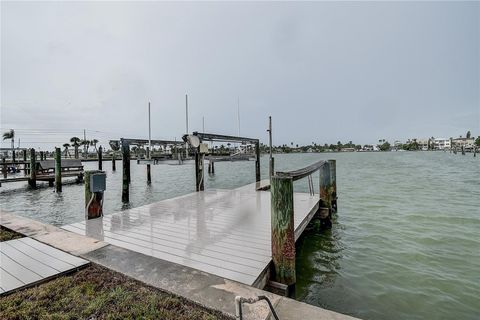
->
<box><xmin>122</xmin><ymin>142</ymin><xmax>130</xmax><ymax>203</ymax></box>
<box><xmin>40</xmin><ymin>151</ymin><xmax>44</xmax><ymax>161</ymax></box>
<box><xmin>208</xmin><ymin>159</ymin><xmax>215</xmax><ymax>174</ymax></box>
<box><xmin>28</xmin><ymin>148</ymin><xmax>36</xmax><ymax>188</ymax></box>
<box><xmin>270</xmin><ymin>175</ymin><xmax>295</xmax><ymax>293</ymax></box>
<box><xmin>112</xmin><ymin>153</ymin><xmax>116</xmax><ymax>171</ymax></box>
<box><xmin>146</xmin><ymin>147</ymin><xmax>151</xmax><ymax>184</ymax></box>
<box><xmin>319</xmin><ymin>162</ymin><xmax>331</xmax><ymax>208</ymax></box>
<box><xmin>85</xmin><ymin>170</ymin><xmax>103</xmax><ymax>219</ymax></box>
<box><xmin>12</xmin><ymin>149</ymin><xmax>16</xmax><ymax>163</ymax></box>
<box><xmin>255</xmin><ymin>141</ymin><xmax>261</xmax><ymax>182</ymax></box>
<box><xmin>55</xmin><ymin>147</ymin><xmax>62</xmax><ymax>192</ymax></box>
<box><xmin>2</xmin><ymin>158</ymin><xmax>6</xmax><ymax>179</ymax></box>
<box><xmin>98</xmin><ymin>146</ymin><xmax>103</xmax><ymax>170</ymax></box>
<box><xmin>328</xmin><ymin>159</ymin><xmax>337</xmax><ymax>211</ymax></box>
<box><xmin>195</xmin><ymin>149</ymin><xmax>204</xmax><ymax>191</ymax></box>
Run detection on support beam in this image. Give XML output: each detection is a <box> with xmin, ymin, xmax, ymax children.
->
<box><xmin>121</xmin><ymin>142</ymin><xmax>130</xmax><ymax>203</ymax></box>
<box><xmin>28</xmin><ymin>148</ymin><xmax>36</xmax><ymax>188</ymax></box>
<box><xmin>55</xmin><ymin>147</ymin><xmax>62</xmax><ymax>192</ymax></box>
<box><xmin>270</xmin><ymin>176</ymin><xmax>295</xmax><ymax>294</ymax></box>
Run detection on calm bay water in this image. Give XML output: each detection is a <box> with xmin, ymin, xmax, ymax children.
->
<box><xmin>1</xmin><ymin>152</ymin><xmax>479</xmax><ymax>319</ymax></box>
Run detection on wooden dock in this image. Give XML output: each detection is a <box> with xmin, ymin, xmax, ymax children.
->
<box><xmin>0</xmin><ymin>237</ymin><xmax>89</xmax><ymax>295</ymax></box>
<box><xmin>63</xmin><ymin>181</ymin><xmax>320</xmax><ymax>287</ymax></box>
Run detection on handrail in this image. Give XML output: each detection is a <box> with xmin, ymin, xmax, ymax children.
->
<box><xmin>275</xmin><ymin>159</ymin><xmax>327</xmax><ymax>181</ymax></box>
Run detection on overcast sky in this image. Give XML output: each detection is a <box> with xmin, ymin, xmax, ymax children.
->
<box><xmin>1</xmin><ymin>1</ymin><xmax>479</xmax><ymax>149</ymax></box>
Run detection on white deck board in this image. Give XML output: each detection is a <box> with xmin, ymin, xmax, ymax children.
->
<box><xmin>0</xmin><ymin>238</ymin><xmax>89</xmax><ymax>295</ymax></box>
<box><xmin>62</xmin><ymin>183</ymin><xmax>319</xmax><ymax>286</ymax></box>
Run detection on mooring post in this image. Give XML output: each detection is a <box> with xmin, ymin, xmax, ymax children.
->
<box><xmin>255</xmin><ymin>141</ymin><xmax>261</xmax><ymax>182</ymax></box>
<box><xmin>55</xmin><ymin>147</ymin><xmax>62</xmax><ymax>192</ymax></box>
<box><xmin>2</xmin><ymin>158</ymin><xmax>6</xmax><ymax>179</ymax></box>
<box><xmin>195</xmin><ymin>148</ymin><xmax>205</xmax><ymax>191</ymax></box>
<box><xmin>318</xmin><ymin>162</ymin><xmax>332</xmax><ymax>228</ymax></box>
<box><xmin>98</xmin><ymin>146</ymin><xmax>103</xmax><ymax>170</ymax></box>
<box><xmin>28</xmin><ymin>148</ymin><xmax>36</xmax><ymax>188</ymax></box>
<box><xmin>319</xmin><ymin>162</ymin><xmax>331</xmax><ymax>208</ymax></box>
<box><xmin>121</xmin><ymin>141</ymin><xmax>130</xmax><ymax>203</ymax></box>
<box><xmin>112</xmin><ymin>153</ymin><xmax>116</xmax><ymax>171</ymax></box>
<box><xmin>84</xmin><ymin>170</ymin><xmax>105</xmax><ymax>219</ymax></box>
<box><xmin>462</xmin><ymin>145</ymin><xmax>465</xmax><ymax>155</ymax></box>
<box><xmin>328</xmin><ymin>159</ymin><xmax>337</xmax><ymax>212</ymax></box>
<box><xmin>270</xmin><ymin>175</ymin><xmax>296</xmax><ymax>295</ymax></box>
<box><xmin>146</xmin><ymin>147</ymin><xmax>151</xmax><ymax>184</ymax></box>
<box><xmin>23</xmin><ymin>149</ymin><xmax>27</xmax><ymax>175</ymax></box>
<box><xmin>40</xmin><ymin>151</ymin><xmax>44</xmax><ymax>161</ymax></box>
<box><xmin>12</xmin><ymin>148</ymin><xmax>16</xmax><ymax>164</ymax></box>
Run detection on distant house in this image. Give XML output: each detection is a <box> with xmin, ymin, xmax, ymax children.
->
<box><xmin>341</xmin><ymin>147</ymin><xmax>355</xmax><ymax>152</ymax></box>
<box><xmin>433</xmin><ymin>138</ymin><xmax>451</xmax><ymax>150</ymax></box>
<box><xmin>452</xmin><ymin>137</ymin><xmax>475</xmax><ymax>151</ymax></box>
<box><xmin>416</xmin><ymin>138</ymin><xmax>429</xmax><ymax>151</ymax></box>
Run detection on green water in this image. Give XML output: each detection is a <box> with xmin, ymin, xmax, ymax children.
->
<box><xmin>1</xmin><ymin>152</ymin><xmax>478</xmax><ymax>319</ymax></box>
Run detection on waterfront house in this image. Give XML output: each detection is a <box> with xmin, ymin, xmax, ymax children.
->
<box><xmin>433</xmin><ymin>138</ymin><xmax>451</xmax><ymax>150</ymax></box>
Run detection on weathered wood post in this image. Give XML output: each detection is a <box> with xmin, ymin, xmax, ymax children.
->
<box><xmin>85</xmin><ymin>170</ymin><xmax>105</xmax><ymax>219</ymax></box>
<box><xmin>28</xmin><ymin>148</ymin><xmax>36</xmax><ymax>188</ymax></box>
<box><xmin>318</xmin><ymin>161</ymin><xmax>332</xmax><ymax>228</ymax></box>
<box><xmin>23</xmin><ymin>149</ymin><xmax>27</xmax><ymax>175</ymax></box>
<box><xmin>462</xmin><ymin>145</ymin><xmax>465</xmax><ymax>155</ymax></box>
<box><xmin>55</xmin><ymin>147</ymin><xmax>62</xmax><ymax>192</ymax></box>
<box><xmin>112</xmin><ymin>153</ymin><xmax>116</xmax><ymax>171</ymax></box>
<box><xmin>195</xmin><ymin>147</ymin><xmax>205</xmax><ymax>191</ymax></box>
<box><xmin>121</xmin><ymin>141</ymin><xmax>130</xmax><ymax>203</ymax></box>
<box><xmin>255</xmin><ymin>141</ymin><xmax>261</xmax><ymax>182</ymax></box>
<box><xmin>98</xmin><ymin>146</ymin><xmax>103</xmax><ymax>170</ymax></box>
<box><xmin>328</xmin><ymin>159</ymin><xmax>337</xmax><ymax>212</ymax></box>
<box><xmin>271</xmin><ymin>175</ymin><xmax>295</xmax><ymax>295</ymax></box>
<box><xmin>40</xmin><ymin>151</ymin><xmax>44</xmax><ymax>161</ymax></box>
<box><xmin>146</xmin><ymin>147</ymin><xmax>151</xmax><ymax>184</ymax></box>
<box><xmin>12</xmin><ymin>148</ymin><xmax>16</xmax><ymax>163</ymax></box>
<box><xmin>319</xmin><ymin>162</ymin><xmax>331</xmax><ymax>208</ymax></box>
<box><xmin>2</xmin><ymin>158</ymin><xmax>6</xmax><ymax>178</ymax></box>
<box><xmin>208</xmin><ymin>159</ymin><xmax>215</xmax><ymax>174</ymax></box>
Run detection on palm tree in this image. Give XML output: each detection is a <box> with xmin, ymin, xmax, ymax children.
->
<box><xmin>2</xmin><ymin>129</ymin><xmax>15</xmax><ymax>149</ymax></box>
<box><xmin>91</xmin><ymin>139</ymin><xmax>99</xmax><ymax>152</ymax></box>
<box><xmin>62</xmin><ymin>143</ymin><xmax>70</xmax><ymax>158</ymax></box>
<box><xmin>81</xmin><ymin>140</ymin><xmax>90</xmax><ymax>158</ymax></box>
<box><xmin>70</xmin><ymin>137</ymin><xmax>81</xmax><ymax>159</ymax></box>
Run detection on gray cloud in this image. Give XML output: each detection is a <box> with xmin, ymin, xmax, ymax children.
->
<box><xmin>1</xmin><ymin>1</ymin><xmax>478</xmax><ymax>150</ymax></box>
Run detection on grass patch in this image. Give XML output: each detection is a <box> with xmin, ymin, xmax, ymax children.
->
<box><xmin>0</xmin><ymin>264</ymin><xmax>232</xmax><ymax>320</ymax></box>
<box><xmin>0</xmin><ymin>226</ymin><xmax>23</xmax><ymax>242</ymax></box>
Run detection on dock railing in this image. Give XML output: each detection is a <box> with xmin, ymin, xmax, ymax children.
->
<box><xmin>270</xmin><ymin>159</ymin><xmax>336</xmax><ymax>294</ymax></box>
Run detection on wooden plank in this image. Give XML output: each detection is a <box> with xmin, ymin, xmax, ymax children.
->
<box><xmin>0</xmin><ymin>252</ymin><xmax>43</xmax><ymax>284</ymax></box>
<box><xmin>18</xmin><ymin>237</ymin><xmax>87</xmax><ymax>267</ymax></box>
<box><xmin>0</xmin><ymin>267</ymin><xmax>24</xmax><ymax>291</ymax></box>
<box><xmin>4</xmin><ymin>240</ymin><xmax>74</xmax><ymax>272</ymax></box>
<box><xmin>1</xmin><ymin>242</ymin><xmax>61</xmax><ymax>277</ymax></box>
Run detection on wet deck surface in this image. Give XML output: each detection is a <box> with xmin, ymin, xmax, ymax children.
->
<box><xmin>0</xmin><ymin>237</ymin><xmax>89</xmax><ymax>295</ymax></box>
<box><xmin>62</xmin><ymin>183</ymin><xmax>319</xmax><ymax>286</ymax></box>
